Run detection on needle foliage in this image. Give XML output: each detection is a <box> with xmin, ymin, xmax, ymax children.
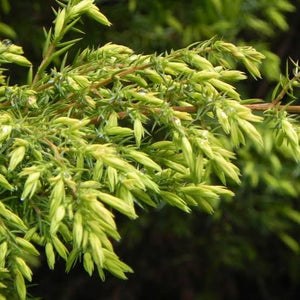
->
<box><xmin>0</xmin><ymin>1</ymin><xmax>299</xmax><ymax>299</ymax></box>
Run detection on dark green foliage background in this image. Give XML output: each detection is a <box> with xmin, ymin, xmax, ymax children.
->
<box><xmin>1</xmin><ymin>0</ymin><xmax>300</xmax><ymax>299</ymax></box>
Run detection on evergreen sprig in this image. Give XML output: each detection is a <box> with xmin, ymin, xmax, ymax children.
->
<box><xmin>0</xmin><ymin>1</ymin><xmax>299</xmax><ymax>299</ymax></box>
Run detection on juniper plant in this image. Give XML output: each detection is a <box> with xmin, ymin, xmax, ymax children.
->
<box><xmin>0</xmin><ymin>0</ymin><xmax>299</xmax><ymax>299</ymax></box>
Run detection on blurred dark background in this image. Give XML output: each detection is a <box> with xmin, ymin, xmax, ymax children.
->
<box><xmin>1</xmin><ymin>0</ymin><xmax>300</xmax><ymax>299</ymax></box>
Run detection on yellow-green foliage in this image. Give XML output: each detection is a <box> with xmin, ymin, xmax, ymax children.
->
<box><xmin>0</xmin><ymin>1</ymin><xmax>299</xmax><ymax>299</ymax></box>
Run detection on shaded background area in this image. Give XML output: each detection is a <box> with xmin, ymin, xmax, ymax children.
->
<box><xmin>1</xmin><ymin>0</ymin><xmax>300</xmax><ymax>299</ymax></box>
<box><xmin>32</xmin><ymin>205</ymin><xmax>300</xmax><ymax>300</ymax></box>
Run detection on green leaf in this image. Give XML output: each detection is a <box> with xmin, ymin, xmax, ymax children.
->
<box><xmin>160</xmin><ymin>191</ymin><xmax>190</xmax><ymax>213</ymax></box>
<box><xmin>278</xmin><ymin>233</ymin><xmax>300</xmax><ymax>253</ymax></box>
<box><xmin>97</xmin><ymin>192</ymin><xmax>137</xmax><ymax>219</ymax></box>
<box><xmin>0</xmin><ymin>22</ymin><xmax>16</xmax><ymax>38</ymax></box>
<box><xmin>0</xmin><ymin>174</ymin><xmax>13</xmax><ymax>191</ymax></box>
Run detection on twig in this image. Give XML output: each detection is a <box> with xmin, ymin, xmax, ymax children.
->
<box><xmin>91</xmin><ymin>63</ymin><xmax>153</xmax><ymax>90</ymax></box>
<box><xmin>272</xmin><ymin>71</ymin><xmax>300</xmax><ymax>106</ymax></box>
<box><xmin>42</xmin><ymin>137</ymin><xmax>65</xmax><ymax>166</ymax></box>
<box><xmin>245</xmin><ymin>103</ymin><xmax>300</xmax><ymax>113</ymax></box>
<box><xmin>89</xmin><ymin>102</ymin><xmax>300</xmax><ymax>126</ymax></box>
<box><xmin>32</xmin><ymin>44</ymin><xmax>56</xmax><ymax>85</ymax></box>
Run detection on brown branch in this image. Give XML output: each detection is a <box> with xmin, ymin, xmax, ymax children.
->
<box><xmin>171</xmin><ymin>103</ymin><xmax>300</xmax><ymax>114</ymax></box>
<box><xmin>42</xmin><ymin>137</ymin><xmax>65</xmax><ymax>166</ymax></box>
<box><xmin>245</xmin><ymin>103</ymin><xmax>300</xmax><ymax>113</ymax></box>
<box><xmin>171</xmin><ymin>104</ymin><xmax>300</xmax><ymax>114</ymax></box>
<box><xmin>0</xmin><ymin>101</ymin><xmax>10</xmax><ymax>107</ymax></box>
<box><xmin>89</xmin><ymin>102</ymin><xmax>300</xmax><ymax>125</ymax></box>
<box><xmin>91</xmin><ymin>63</ymin><xmax>153</xmax><ymax>90</ymax></box>
<box><xmin>53</xmin><ymin>63</ymin><xmax>154</xmax><ymax>103</ymax></box>
<box><xmin>87</xmin><ymin>47</ymin><xmax>210</xmax><ymax>91</ymax></box>
<box><xmin>35</xmin><ymin>81</ymin><xmax>55</xmax><ymax>92</ymax></box>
